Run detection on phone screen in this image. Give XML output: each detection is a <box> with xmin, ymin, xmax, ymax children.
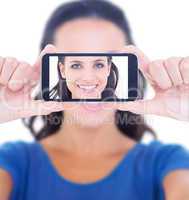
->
<box><xmin>41</xmin><ymin>53</ymin><xmax>138</xmax><ymax>102</ymax></box>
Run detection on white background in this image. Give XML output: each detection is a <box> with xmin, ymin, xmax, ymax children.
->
<box><xmin>0</xmin><ymin>0</ymin><xmax>188</xmax><ymax>147</ymax></box>
<box><xmin>49</xmin><ymin>56</ymin><xmax>59</xmax><ymax>90</ymax></box>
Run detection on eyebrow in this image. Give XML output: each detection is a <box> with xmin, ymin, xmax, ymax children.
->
<box><xmin>70</xmin><ymin>59</ymin><xmax>106</xmax><ymax>63</ymax></box>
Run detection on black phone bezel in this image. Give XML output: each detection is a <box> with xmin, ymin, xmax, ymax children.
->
<box><xmin>41</xmin><ymin>53</ymin><xmax>138</xmax><ymax>102</ymax></box>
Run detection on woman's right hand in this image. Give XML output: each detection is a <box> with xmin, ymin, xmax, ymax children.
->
<box><xmin>0</xmin><ymin>45</ymin><xmax>65</xmax><ymax>124</ymax></box>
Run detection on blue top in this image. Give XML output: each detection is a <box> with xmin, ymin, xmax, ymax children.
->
<box><xmin>0</xmin><ymin>140</ymin><xmax>189</xmax><ymax>200</ymax></box>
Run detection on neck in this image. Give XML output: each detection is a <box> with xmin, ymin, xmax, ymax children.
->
<box><xmin>51</xmin><ymin>112</ymin><xmax>135</xmax><ymax>157</ymax></box>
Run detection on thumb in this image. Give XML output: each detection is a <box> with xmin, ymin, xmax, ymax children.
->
<box><xmin>120</xmin><ymin>45</ymin><xmax>156</xmax><ymax>86</ymax></box>
<box><xmin>31</xmin><ymin>44</ymin><xmax>57</xmax><ymax>87</ymax></box>
<box><xmin>120</xmin><ymin>45</ymin><xmax>150</xmax><ymax>75</ymax></box>
<box><xmin>33</xmin><ymin>44</ymin><xmax>57</xmax><ymax>71</ymax></box>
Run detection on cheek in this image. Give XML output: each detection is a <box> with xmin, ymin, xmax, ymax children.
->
<box><xmin>98</xmin><ymin>72</ymin><xmax>109</xmax><ymax>88</ymax></box>
<box><xmin>65</xmin><ymin>72</ymin><xmax>78</xmax><ymax>90</ymax></box>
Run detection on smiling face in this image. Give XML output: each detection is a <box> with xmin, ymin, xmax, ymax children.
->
<box><xmin>54</xmin><ymin>17</ymin><xmax>127</xmax><ymax>127</ymax></box>
<box><xmin>59</xmin><ymin>56</ymin><xmax>111</xmax><ymax>99</ymax></box>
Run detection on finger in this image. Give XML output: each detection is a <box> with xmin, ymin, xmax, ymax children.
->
<box><xmin>163</xmin><ymin>57</ymin><xmax>183</xmax><ymax>86</ymax></box>
<box><xmin>148</xmin><ymin>60</ymin><xmax>172</xmax><ymax>90</ymax></box>
<box><xmin>8</xmin><ymin>61</ymin><xmax>32</xmax><ymax>91</ymax></box>
<box><xmin>120</xmin><ymin>45</ymin><xmax>156</xmax><ymax>86</ymax></box>
<box><xmin>179</xmin><ymin>56</ymin><xmax>189</xmax><ymax>84</ymax></box>
<box><xmin>0</xmin><ymin>57</ymin><xmax>19</xmax><ymax>86</ymax></box>
<box><xmin>0</xmin><ymin>57</ymin><xmax>5</xmax><ymax>74</ymax></box>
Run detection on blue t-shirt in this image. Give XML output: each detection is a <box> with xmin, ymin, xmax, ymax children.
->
<box><xmin>0</xmin><ymin>140</ymin><xmax>189</xmax><ymax>200</ymax></box>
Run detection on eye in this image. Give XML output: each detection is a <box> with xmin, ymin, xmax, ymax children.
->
<box><xmin>95</xmin><ymin>63</ymin><xmax>104</xmax><ymax>69</ymax></box>
<box><xmin>70</xmin><ymin>63</ymin><xmax>81</xmax><ymax>69</ymax></box>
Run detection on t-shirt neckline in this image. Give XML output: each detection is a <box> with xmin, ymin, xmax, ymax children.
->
<box><xmin>35</xmin><ymin>141</ymin><xmax>143</xmax><ymax>188</ymax></box>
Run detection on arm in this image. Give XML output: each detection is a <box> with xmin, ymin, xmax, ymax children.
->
<box><xmin>0</xmin><ymin>168</ymin><xmax>13</xmax><ymax>200</ymax></box>
<box><xmin>163</xmin><ymin>170</ymin><xmax>189</xmax><ymax>200</ymax></box>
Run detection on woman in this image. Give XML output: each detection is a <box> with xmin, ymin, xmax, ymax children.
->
<box><xmin>50</xmin><ymin>55</ymin><xmax>118</xmax><ymax>100</ymax></box>
<box><xmin>0</xmin><ymin>0</ymin><xmax>189</xmax><ymax>199</ymax></box>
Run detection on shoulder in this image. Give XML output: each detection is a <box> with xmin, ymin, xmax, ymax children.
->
<box><xmin>147</xmin><ymin>140</ymin><xmax>189</xmax><ymax>171</ymax></box>
<box><xmin>0</xmin><ymin>140</ymin><xmax>31</xmax><ymax>150</ymax></box>
<box><xmin>139</xmin><ymin>140</ymin><xmax>189</xmax><ymax>175</ymax></box>
<box><xmin>138</xmin><ymin>140</ymin><xmax>189</xmax><ymax>163</ymax></box>
<box><xmin>140</xmin><ymin>140</ymin><xmax>189</xmax><ymax>199</ymax></box>
<box><xmin>0</xmin><ymin>139</ymin><xmax>37</xmax><ymax>167</ymax></box>
<box><xmin>0</xmin><ymin>140</ymin><xmax>38</xmax><ymax>177</ymax></box>
<box><xmin>133</xmin><ymin>140</ymin><xmax>189</xmax><ymax>178</ymax></box>
<box><xmin>0</xmin><ymin>140</ymin><xmax>36</xmax><ymax>161</ymax></box>
<box><xmin>152</xmin><ymin>141</ymin><xmax>189</xmax><ymax>199</ymax></box>
<box><xmin>133</xmin><ymin>141</ymin><xmax>189</xmax><ymax>199</ymax></box>
<box><xmin>0</xmin><ymin>140</ymin><xmax>37</xmax><ymax>189</ymax></box>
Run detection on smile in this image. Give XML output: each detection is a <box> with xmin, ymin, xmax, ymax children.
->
<box><xmin>77</xmin><ymin>84</ymin><xmax>98</xmax><ymax>92</ymax></box>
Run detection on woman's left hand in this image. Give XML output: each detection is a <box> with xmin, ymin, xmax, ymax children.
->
<box><xmin>114</xmin><ymin>45</ymin><xmax>189</xmax><ymax>121</ymax></box>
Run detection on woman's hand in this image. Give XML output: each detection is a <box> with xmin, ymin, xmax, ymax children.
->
<box><xmin>114</xmin><ymin>45</ymin><xmax>189</xmax><ymax>121</ymax></box>
<box><xmin>0</xmin><ymin>44</ymin><xmax>65</xmax><ymax>124</ymax></box>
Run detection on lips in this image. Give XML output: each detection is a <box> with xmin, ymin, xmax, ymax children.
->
<box><xmin>82</xmin><ymin>103</ymin><xmax>102</xmax><ymax>112</ymax></box>
<box><xmin>77</xmin><ymin>84</ymin><xmax>98</xmax><ymax>93</ymax></box>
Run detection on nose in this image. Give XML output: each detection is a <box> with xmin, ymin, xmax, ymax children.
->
<box><xmin>82</xmin><ymin>67</ymin><xmax>96</xmax><ymax>82</ymax></box>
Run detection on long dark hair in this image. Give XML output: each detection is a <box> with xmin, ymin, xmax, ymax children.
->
<box><xmin>50</xmin><ymin>56</ymin><xmax>119</xmax><ymax>101</ymax></box>
<box><xmin>22</xmin><ymin>0</ymin><xmax>156</xmax><ymax>141</ymax></box>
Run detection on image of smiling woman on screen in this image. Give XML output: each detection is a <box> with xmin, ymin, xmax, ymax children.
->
<box><xmin>49</xmin><ymin>55</ymin><xmax>119</xmax><ymax>100</ymax></box>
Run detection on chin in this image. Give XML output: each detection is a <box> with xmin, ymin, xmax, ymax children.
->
<box><xmin>74</xmin><ymin>107</ymin><xmax>114</xmax><ymax>128</ymax></box>
<box><xmin>78</xmin><ymin>116</ymin><xmax>108</xmax><ymax>128</ymax></box>
<box><xmin>64</xmin><ymin>103</ymin><xmax>115</xmax><ymax>128</ymax></box>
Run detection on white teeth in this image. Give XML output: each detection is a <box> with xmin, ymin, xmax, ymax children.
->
<box><xmin>78</xmin><ymin>85</ymin><xmax>97</xmax><ymax>90</ymax></box>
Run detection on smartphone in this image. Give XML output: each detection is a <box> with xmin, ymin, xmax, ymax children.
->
<box><xmin>41</xmin><ymin>53</ymin><xmax>138</xmax><ymax>102</ymax></box>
